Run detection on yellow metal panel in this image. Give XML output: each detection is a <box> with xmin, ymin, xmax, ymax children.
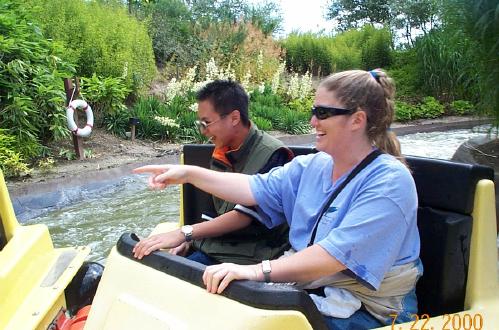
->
<box><xmin>465</xmin><ymin>179</ymin><xmax>499</xmax><ymax>308</ymax></box>
<box><xmin>0</xmin><ymin>169</ymin><xmax>90</xmax><ymax>330</ymax></box>
<box><xmin>376</xmin><ymin>179</ymin><xmax>499</xmax><ymax>329</ymax></box>
<box><xmin>0</xmin><ymin>169</ymin><xmax>19</xmax><ymax>240</ymax></box>
<box><xmin>85</xmin><ymin>248</ymin><xmax>313</xmax><ymax>330</ymax></box>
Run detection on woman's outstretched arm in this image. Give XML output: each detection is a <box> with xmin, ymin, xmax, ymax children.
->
<box><xmin>133</xmin><ymin>164</ymin><xmax>256</xmax><ymax>206</ymax></box>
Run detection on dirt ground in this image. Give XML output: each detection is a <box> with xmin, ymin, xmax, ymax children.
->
<box><xmin>6</xmin><ymin>128</ymin><xmax>183</xmax><ymax>190</ymax></box>
<box><xmin>5</xmin><ymin>117</ymin><xmax>498</xmax><ymax>194</ymax></box>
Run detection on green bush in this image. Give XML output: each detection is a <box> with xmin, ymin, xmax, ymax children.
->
<box><xmin>360</xmin><ymin>26</ymin><xmax>393</xmax><ymax>70</ymax></box>
<box><xmin>0</xmin><ymin>130</ymin><xmax>30</xmax><ymax>177</ymax></box>
<box><xmin>282</xmin><ymin>26</ymin><xmax>392</xmax><ymax>76</ymax></box>
<box><xmin>450</xmin><ymin>100</ymin><xmax>474</xmax><ymax>115</ymax></box>
<box><xmin>418</xmin><ymin>97</ymin><xmax>445</xmax><ymax>119</ymax></box>
<box><xmin>252</xmin><ymin>116</ymin><xmax>273</xmax><ymax>131</ymax></box>
<box><xmin>147</xmin><ymin>0</ymin><xmax>202</xmax><ymax>68</ymax></box>
<box><xmin>0</xmin><ymin>0</ymin><xmax>74</xmax><ymax>161</ymax></box>
<box><xmin>26</xmin><ymin>0</ymin><xmax>156</xmax><ymax>93</ymax></box>
<box><xmin>394</xmin><ymin>101</ymin><xmax>416</xmax><ymax>122</ymax></box>
<box><xmin>388</xmin><ymin>49</ymin><xmax>421</xmax><ymax>100</ymax></box>
<box><xmin>279</xmin><ymin>111</ymin><xmax>311</xmax><ymax>134</ymax></box>
<box><xmin>282</xmin><ymin>33</ymin><xmax>334</xmax><ymax>75</ymax></box>
<box><xmin>81</xmin><ymin>74</ymin><xmax>130</xmax><ymax>125</ymax></box>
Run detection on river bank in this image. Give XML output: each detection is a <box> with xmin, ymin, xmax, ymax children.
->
<box><xmin>6</xmin><ymin>116</ymin><xmax>493</xmax><ymax>221</ymax></box>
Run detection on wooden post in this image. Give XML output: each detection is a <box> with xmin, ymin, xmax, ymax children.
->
<box><xmin>131</xmin><ymin>125</ymin><xmax>136</xmax><ymax>141</ymax></box>
<box><xmin>129</xmin><ymin>117</ymin><xmax>140</xmax><ymax>142</ymax></box>
<box><xmin>63</xmin><ymin>78</ymin><xmax>84</xmax><ymax>160</ymax></box>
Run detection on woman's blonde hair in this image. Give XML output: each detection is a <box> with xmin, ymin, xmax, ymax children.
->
<box><xmin>319</xmin><ymin>69</ymin><xmax>405</xmax><ymax>164</ymax></box>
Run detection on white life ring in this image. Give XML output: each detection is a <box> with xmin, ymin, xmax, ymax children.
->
<box><xmin>66</xmin><ymin>99</ymin><xmax>94</xmax><ymax>138</ymax></box>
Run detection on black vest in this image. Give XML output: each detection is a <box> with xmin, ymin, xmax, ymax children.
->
<box><xmin>192</xmin><ymin>125</ymin><xmax>291</xmax><ymax>264</ymax></box>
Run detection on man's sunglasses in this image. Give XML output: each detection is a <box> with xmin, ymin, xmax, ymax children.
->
<box><xmin>311</xmin><ymin>106</ymin><xmax>354</xmax><ymax>120</ymax></box>
<box><xmin>194</xmin><ymin>114</ymin><xmax>227</xmax><ymax>132</ymax></box>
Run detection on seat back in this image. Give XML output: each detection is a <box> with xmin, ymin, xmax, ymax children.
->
<box><xmin>406</xmin><ymin>155</ymin><xmax>493</xmax><ymax>316</ymax></box>
<box><xmin>181</xmin><ymin>144</ymin><xmax>316</xmax><ymax>225</ymax></box>
<box><xmin>182</xmin><ymin>145</ymin><xmax>495</xmax><ymax>317</ymax></box>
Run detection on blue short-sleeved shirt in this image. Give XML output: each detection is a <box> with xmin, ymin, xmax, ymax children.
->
<box><xmin>249</xmin><ymin>151</ymin><xmax>420</xmax><ymax>290</ymax></box>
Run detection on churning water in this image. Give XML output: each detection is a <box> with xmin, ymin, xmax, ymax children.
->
<box><xmin>25</xmin><ymin>178</ymin><xmax>180</xmax><ymax>263</ymax></box>
<box><xmin>27</xmin><ymin>125</ymin><xmax>496</xmax><ymax>262</ymax></box>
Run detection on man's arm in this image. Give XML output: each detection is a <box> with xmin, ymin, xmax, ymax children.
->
<box><xmin>132</xmin><ymin>210</ymin><xmax>252</xmax><ymax>259</ymax></box>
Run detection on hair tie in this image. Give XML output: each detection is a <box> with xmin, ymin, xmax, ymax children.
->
<box><xmin>369</xmin><ymin>70</ymin><xmax>380</xmax><ymax>81</ymax></box>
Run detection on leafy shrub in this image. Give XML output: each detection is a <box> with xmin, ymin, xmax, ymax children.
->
<box><xmin>450</xmin><ymin>100</ymin><xmax>474</xmax><ymax>115</ymax></box>
<box><xmin>394</xmin><ymin>101</ymin><xmax>416</xmax><ymax>122</ymax></box>
<box><xmin>147</xmin><ymin>0</ymin><xmax>201</xmax><ymax>68</ymax></box>
<box><xmin>282</xmin><ymin>33</ymin><xmax>334</xmax><ymax>75</ymax></box>
<box><xmin>418</xmin><ymin>96</ymin><xmax>445</xmax><ymax>119</ymax></box>
<box><xmin>252</xmin><ymin>117</ymin><xmax>273</xmax><ymax>131</ymax></box>
<box><xmin>26</xmin><ymin>0</ymin><xmax>156</xmax><ymax>93</ymax></box>
<box><xmin>81</xmin><ymin>74</ymin><xmax>130</xmax><ymax>125</ymax></box>
<box><xmin>414</xmin><ymin>29</ymin><xmax>478</xmax><ymax>103</ymax></box>
<box><xmin>279</xmin><ymin>111</ymin><xmax>311</xmax><ymax>134</ymax></box>
<box><xmin>0</xmin><ymin>130</ymin><xmax>30</xmax><ymax>177</ymax></box>
<box><xmin>360</xmin><ymin>26</ymin><xmax>393</xmax><ymax>70</ymax></box>
<box><xmin>388</xmin><ymin>49</ymin><xmax>421</xmax><ymax>100</ymax></box>
<box><xmin>282</xmin><ymin>26</ymin><xmax>391</xmax><ymax>76</ymax></box>
<box><xmin>0</xmin><ymin>0</ymin><xmax>74</xmax><ymax>161</ymax></box>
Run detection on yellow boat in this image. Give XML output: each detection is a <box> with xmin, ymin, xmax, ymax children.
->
<box><xmin>1</xmin><ymin>145</ymin><xmax>498</xmax><ymax>329</ymax></box>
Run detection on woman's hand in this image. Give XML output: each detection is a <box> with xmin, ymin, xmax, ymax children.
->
<box><xmin>133</xmin><ymin>164</ymin><xmax>190</xmax><ymax>189</ymax></box>
<box><xmin>133</xmin><ymin>230</ymin><xmax>185</xmax><ymax>259</ymax></box>
<box><xmin>202</xmin><ymin>263</ymin><xmax>262</xmax><ymax>294</ymax></box>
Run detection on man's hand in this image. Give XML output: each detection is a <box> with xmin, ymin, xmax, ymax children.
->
<box><xmin>133</xmin><ymin>164</ymin><xmax>190</xmax><ymax>189</ymax></box>
<box><xmin>202</xmin><ymin>263</ymin><xmax>262</xmax><ymax>294</ymax></box>
<box><xmin>169</xmin><ymin>241</ymin><xmax>191</xmax><ymax>256</ymax></box>
<box><xmin>133</xmin><ymin>230</ymin><xmax>185</xmax><ymax>259</ymax></box>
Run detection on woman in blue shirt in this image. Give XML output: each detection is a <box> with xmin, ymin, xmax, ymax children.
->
<box><xmin>134</xmin><ymin>69</ymin><xmax>421</xmax><ymax>329</ymax></box>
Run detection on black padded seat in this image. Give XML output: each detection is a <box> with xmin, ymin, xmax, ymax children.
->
<box><xmin>181</xmin><ymin>145</ymin><xmax>318</xmax><ymax>226</ymax></box>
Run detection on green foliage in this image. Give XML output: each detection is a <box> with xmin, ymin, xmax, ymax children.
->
<box><xmin>326</xmin><ymin>0</ymin><xmax>440</xmax><ymax>45</ymax></box>
<box><xmin>282</xmin><ymin>26</ymin><xmax>392</xmax><ymax>75</ymax></box>
<box><xmin>0</xmin><ymin>0</ymin><xmax>74</xmax><ymax>162</ymax></box>
<box><xmin>414</xmin><ymin>29</ymin><xmax>477</xmax><ymax>103</ymax></box>
<box><xmin>388</xmin><ymin>49</ymin><xmax>421</xmax><ymax>100</ymax></box>
<box><xmin>279</xmin><ymin>111</ymin><xmax>311</xmax><ymax>134</ymax></box>
<box><xmin>147</xmin><ymin>0</ymin><xmax>202</xmax><ymax>68</ymax></box>
<box><xmin>58</xmin><ymin>148</ymin><xmax>76</xmax><ymax>161</ymax></box>
<box><xmin>394</xmin><ymin>101</ymin><xmax>416</xmax><ymax>122</ymax></box>
<box><xmin>395</xmin><ymin>97</ymin><xmax>445</xmax><ymax>121</ymax></box>
<box><xmin>457</xmin><ymin>0</ymin><xmax>499</xmax><ymax>121</ymax></box>
<box><xmin>418</xmin><ymin>96</ymin><xmax>445</xmax><ymax>119</ymax></box>
<box><xmin>252</xmin><ymin>116</ymin><xmax>273</xmax><ymax>131</ymax></box>
<box><xmin>360</xmin><ymin>26</ymin><xmax>393</xmax><ymax>70</ymax></box>
<box><xmin>0</xmin><ymin>129</ymin><xmax>30</xmax><ymax>177</ymax></box>
<box><xmin>450</xmin><ymin>100</ymin><xmax>474</xmax><ymax>116</ymax></box>
<box><xmin>37</xmin><ymin>157</ymin><xmax>55</xmax><ymax>173</ymax></box>
<box><xmin>26</xmin><ymin>0</ymin><xmax>156</xmax><ymax>93</ymax></box>
<box><xmin>104</xmin><ymin>96</ymin><xmax>201</xmax><ymax>142</ymax></box>
<box><xmin>282</xmin><ymin>33</ymin><xmax>336</xmax><ymax>75</ymax></box>
<box><xmin>249</xmin><ymin>90</ymin><xmax>311</xmax><ymax>134</ymax></box>
<box><xmin>326</xmin><ymin>0</ymin><xmax>392</xmax><ymax>31</ymax></box>
<box><xmin>80</xmin><ymin>74</ymin><xmax>130</xmax><ymax>124</ymax></box>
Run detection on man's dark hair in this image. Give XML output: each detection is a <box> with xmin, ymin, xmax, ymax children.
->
<box><xmin>196</xmin><ymin>80</ymin><xmax>250</xmax><ymax>126</ymax></box>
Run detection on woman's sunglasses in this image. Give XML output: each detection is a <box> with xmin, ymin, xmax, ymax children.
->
<box><xmin>311</xmin><ymin>106</ymin><xmax>354</xmax><ymax>120</ymax></box>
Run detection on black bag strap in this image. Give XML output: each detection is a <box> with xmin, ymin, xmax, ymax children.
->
<box><xmin>307</xmin><ymin>149</ymin><xmax>382</xmax><ymax>247</ymax></box>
